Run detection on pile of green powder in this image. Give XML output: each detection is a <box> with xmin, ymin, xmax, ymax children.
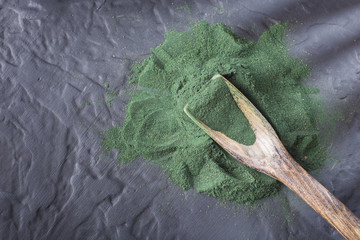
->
<box><xmin>104</xmin><ymin>21</ymin><xmax>326</xmax><ymax>205</ymax></box>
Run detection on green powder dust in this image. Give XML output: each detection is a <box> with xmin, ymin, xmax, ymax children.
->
<box><xmin>104</xmin><ymin>21</ymin><xmax>327</xmax><ymax>205</ymax></box>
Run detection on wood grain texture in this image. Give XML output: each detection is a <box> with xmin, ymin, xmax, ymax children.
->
<box><xmin>184</xmin><ymin>74</ymin><xmax>360</xmax><ymax>240</ymax></box>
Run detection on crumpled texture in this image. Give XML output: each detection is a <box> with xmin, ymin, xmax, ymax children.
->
<box><xmin>0</xmin><ymin>0</ymin><xmax>359</xmax><ymax>239</ymax></box>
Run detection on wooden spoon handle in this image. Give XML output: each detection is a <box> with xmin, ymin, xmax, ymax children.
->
<box><xmin>185</xmin><ymin>74</ymin><xmax>360</xmax><ymax>239</ymax></box>
<box><xmin>185</xmin><ymin>103</ymin><xmax>360</xmax><ymax>239</ymax></box>
<box><xmin>275</xmin><ymin>154</ymin><xmax>360</xmax><ymax>240</ymax></box>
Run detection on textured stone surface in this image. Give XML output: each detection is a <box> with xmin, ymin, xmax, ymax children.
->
<box><xmin>0</xmin><ymin>0</ymin><xmax>359</xmax><ymax>239</ymax></box>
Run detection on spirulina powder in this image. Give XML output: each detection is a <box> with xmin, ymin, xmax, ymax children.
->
<box><xmin>104</xmin><ymin>21</ymin><xmax>326</xmax><ymax>205</ymax></box>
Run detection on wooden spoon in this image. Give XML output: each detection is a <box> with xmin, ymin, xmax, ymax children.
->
<box><xmin>184</xmin><ymin>74</ymin><xmax>360</xmax><ymax>240</ymax></box>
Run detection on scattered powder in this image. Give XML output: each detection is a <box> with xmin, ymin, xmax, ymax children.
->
<box><xmin>104</xmin><ymin>21</ymin><xmax>326</xmax><ymax>205</ymax></box>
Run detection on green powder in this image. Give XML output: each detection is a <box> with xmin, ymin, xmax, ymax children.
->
<box><xmin>104</xmin><ymin>21</ymin><xmax>326</xmax><ymax>204</ymax></box>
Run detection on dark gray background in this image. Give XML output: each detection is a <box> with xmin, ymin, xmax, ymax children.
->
<box><xmin>0</xmin><ymin>0</ymin><xmax>359</xmax><ymax>239</ymax></box>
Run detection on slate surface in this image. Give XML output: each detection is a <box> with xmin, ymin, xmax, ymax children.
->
<box><xmin>0</xmin><ymin>0</ymin><xmax>359</xmax><ymax>239</ymax></box>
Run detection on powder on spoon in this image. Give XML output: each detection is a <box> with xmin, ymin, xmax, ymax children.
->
<box><xmin>104</xmin><ymin>21</ymin><xmax>326</xmax><ymax>205</ymax></box>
